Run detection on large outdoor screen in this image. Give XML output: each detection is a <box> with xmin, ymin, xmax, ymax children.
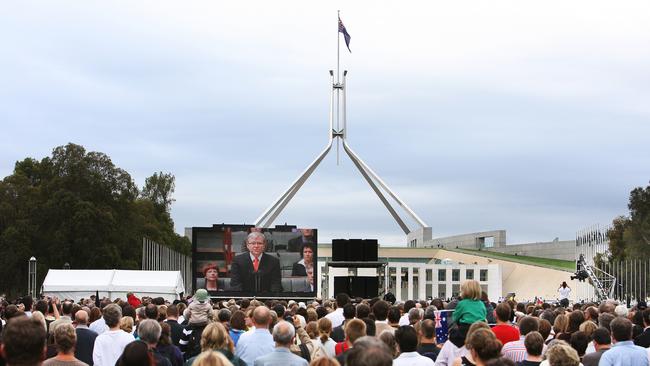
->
<box><xmin>191</xmin><ymin>224</ymin><xmax>317</xmax><ymax>298</ymax></box>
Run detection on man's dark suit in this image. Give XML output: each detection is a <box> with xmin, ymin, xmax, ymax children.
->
<box><xmin>287</xmin><ymin>236</ymin><xmax>314</xmax><ymax>253</ymax></box>
<box><xmin>292</xmin><ymin>262</ymin><xmax>307</xmax><ymax>276</ymax></box>
<box><xmin>634</xmin><ymin>327</ymin><xmax>650</xmax><ymax>348</ymax></box>
<box><xmin>75</xmin><ymin>326</ymin><xmax>98</xmax><ymax>365</ymax></box>
<box><xmin>230</xmin><ymin>252</ymin><xmax>282</xmax><ymax>292</ymax></box>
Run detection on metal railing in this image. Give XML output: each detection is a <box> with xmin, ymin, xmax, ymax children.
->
<box><xmin>142</xmin><ymin>238</ymin><xmax>193</xmax><ymax>295</ymax></box>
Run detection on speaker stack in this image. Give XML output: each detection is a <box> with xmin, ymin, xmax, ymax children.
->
<box><xmin>331</xmin><ymin>239</ymin><xmax>379</xmax><ymax>298</ymax></box>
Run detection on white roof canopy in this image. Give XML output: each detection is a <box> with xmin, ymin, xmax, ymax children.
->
<box><xmin>42</xmin><ymin>269</ymin><xmax>185</xmax><ymax>302</ymax></box>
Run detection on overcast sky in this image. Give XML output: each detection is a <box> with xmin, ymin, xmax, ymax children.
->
<box><xmin>2</xmin><ymin>1</ymin><xmax>650</xmax><ymax>245</ymax></box>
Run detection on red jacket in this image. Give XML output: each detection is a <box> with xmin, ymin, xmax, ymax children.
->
<box><xmin>127</xmin><ymin>294</ymin><xmax>141</xmax><ymax>308</ymax></box>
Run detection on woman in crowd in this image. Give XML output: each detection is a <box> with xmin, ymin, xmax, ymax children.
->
<box><xmin>116</xmin><ymin>340</ymin><xmax>154</xmax><ymax>366</ymax></box>
<box><xmin>378</xmin><ymin>331</ymin><xmax>399</xmax><ymax>359</ymax></box>
<box><xmin>445</xmin><ymin>322</ymin><xmax>491</xmax><ymax>366</ymax></box>
<box><xmin>190</xmin><ymin>351</ymin><xmax>233</xmax><ymax>366</ymax></box>
<box><xmin>119</xmin><ymin>316</ymin><xmax>134</xmax><ymax>335</ymax></box>
<box><xmin>312</xmin><ymin>317</ymin><xmax>336</xmax><ymax>358</ymax></box>
<box><xmin>462</xmin><ymin>328</ymin><xmax>503</xmax><ymax>366</ymax></box>
<box><xmin>552</xmin><ymin>314</ymin><xmax>568</xmax><ymax>342</ymax></box>
<box><xmin>541</xmin><ymin>341</ymin><xmax>580</xmax><ymax>366</ymax></box>
<box><xmin>156</xmin><ymin>322</ymin><xmax>183</xmax><ymax>366</ymax></box>
<box><xmin>184</xmin><ymin>322</ymin><xmax>243</xmax><ymax>366</ymax></box>
<box><xmin>43</xmin><ymin>323</ymin><xmax>88</xmax><ymax>366</ymax></box>
<box><xmin>203</xmin><ymin>263</ymin><xmax>219</xmax><ymax>292</ymax></box>
<box><xmin>228</xmin><ymin>310</ymin><xmax>247</xmax><ymax>347</ymax></box>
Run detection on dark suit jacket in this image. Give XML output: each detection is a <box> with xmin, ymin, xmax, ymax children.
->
<box><xmin>287</xmin><ymin>236</ymin><xmax>314</xmax><ymax>253</ymax></box>
<box><xmin>634</xmin><ymin>327</ymin><xmax>650</xmax><ymax>348</ymax></box>
<box><xmin>75</xmin><ymin>327</ymin><xmax>98</xmax><ymax>365</ymax></box>
<box><xmin>331</xmin><ymin>322</ymin><xmax>346</xmax><ymax>343</ymax></box>
<box><xmin>230</xmin><ymin>253</ymin><xmax>282</xmax><ymax>293</ymax></box>
<box><xmin>292</xmin><ymin>262</ymin><xmax>307</xmax><ymax>276</ymax></box>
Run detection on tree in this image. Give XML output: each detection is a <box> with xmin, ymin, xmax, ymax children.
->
<box><xmin>0</xmin><ymin>143</ymin><xmax>189</xmax><ymax>297</ymax></box>
<box><xmin>608</xmin><ymin>181</ymin><xmax>650</xmax><ymax>261</ymax></box>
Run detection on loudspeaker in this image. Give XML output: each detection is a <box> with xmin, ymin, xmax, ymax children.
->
<box><xmin>350</xmin><ymin>276</ymin><xmax>366</xmax><ymax>298</ymax></box>
<box><xmin>334</xmin><ymin>276</ymin><xmax>350</xmax><ymax>295</ymax></box>
<box><xmin>363</xmin><ymin>239</ymin><xmax>378</xmax><ymax>261</ymax></box>
<box><xmin>349</xmin><ymin>239</ymin><xmax>364</xmax><ymax>261</ymax></box>
<box><xmin>364</xmin><ymin>277</ymin><xmax>379</xmax><ymax>298</ymax></box>
<box><xmin>332</xmin><ymin>239</ymin><xmax>347</xmax><ymax>261</ymax></box>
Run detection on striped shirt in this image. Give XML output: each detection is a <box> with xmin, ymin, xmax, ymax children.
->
<box><xmin>502</xmin><ymin>336</ymin><xmax>547</xmax><ymax>363</ymax></box>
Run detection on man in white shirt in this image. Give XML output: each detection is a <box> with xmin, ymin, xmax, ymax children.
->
<box><xmin>325</xmin><ymin>293</ymin><xmax>349</xmax><ymax>328</ymax></box>
<box><xmin>394</xmin><ymin>326</ymin><xmax>434</xmax><ymax>366</ymax></box>
<box><xmin>92</xmin><ymin>303</ymin><xmax>134</xmax><ymax>366</ymax></box>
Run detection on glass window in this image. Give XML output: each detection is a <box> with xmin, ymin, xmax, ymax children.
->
<box><xmin>438</xmin><ymin>269</ymin><xmax>446</xmax><ymax>281</ymax></box>
<box><xmin>481</xmin><ymin>284</ymin><xmax>488</xmax><ymax>294</ymax></box>
<box><xmin>438</xmin><ymin>284</ymin><xmax>446</xmax><ymax>299</ymax></box>
<box><xmin>480</xmin><ymin>269</ymin><xmax>488</xmax><ymax>282</ymax></box>
<box><xmin>452</xmin><ymin>269</ymin><xmax>460</xmax><ymax>282</ymax></box>
<box><xmin>452</xmin><ymin>284</ymin><xmax>460</xmax><ymax>298</ymax></box>
<box><xmin>426</xmin><ymin>269</ymin><xmax>433</xmax><ymax>282</ymax></box>
<box><xmin>466</xmin><ymin>269</ymin><xmax>474</xmax><ymax>280</ymax></box>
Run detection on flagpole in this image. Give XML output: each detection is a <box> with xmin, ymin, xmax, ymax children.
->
<box><xmin>336</xmin><ymin>10</ymin><xmax>341</xmax><ymax>165</ymax></box>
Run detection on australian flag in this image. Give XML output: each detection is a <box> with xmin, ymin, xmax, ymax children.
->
<box><xmin>434</xmin><ymin>310</ymin><xmax>454</xmax><ymax>344</ymax></box>
<box><xmin>338</xmin><ymin>16</ymin><xmax>351</xmax><ymax>52</ymax></box>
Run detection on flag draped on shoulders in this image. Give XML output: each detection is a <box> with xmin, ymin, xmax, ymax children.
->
<box><xmin>338</xmin><ymin>16</ymin><xmax>352</xmax><ymax>52</ymax></box>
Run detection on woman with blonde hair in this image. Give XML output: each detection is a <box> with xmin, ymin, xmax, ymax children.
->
<box><xmin>312</xmin><ymin>317</ymin><xmax>336</xmax><ymax>358</ymax></box>
<box><xmin>450</xmin><ymin>322</ymin><xmax>492</xmax><ymax>366</ymax></box>
<box><xmin>552</xmin><ymin>314</ymin><xmax>568</xmax><ymax>341</ymax></box>
<box><xmin>119</xmin><ymin>316</ymin><xmax>134</xmax><ymax>334</ymax></box>
<box><xmin>541</xmin><ymin>341</ymin><xmax>580</xmax><ymax>366</ymax></box>
<box><xmin>191</xmin><ymin>350</ymin><xmax>233</xmax><ymax>366</ymax></box>
<box><xmin>184</xmin><ymin>322</ymin><xmax>243</xmax><ymax>366</ymax></box>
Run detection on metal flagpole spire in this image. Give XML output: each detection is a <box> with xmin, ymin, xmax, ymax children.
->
<box><xmin>336</xmin><ymin>10</ymin><xmax>341</xmax><ymax>165</ymax></box>
<box><xmin>254</xmin><ymin>13</ymin><xmax>432</xmax><ymax>245</ymax></box>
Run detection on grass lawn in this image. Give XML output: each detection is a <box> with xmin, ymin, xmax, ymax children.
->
<box><xmin>447</xmin><ymin>248</ymin><xmax>575</xmax><ymax>272</ymax></box>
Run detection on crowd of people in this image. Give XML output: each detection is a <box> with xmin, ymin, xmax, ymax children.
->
<box><xmin>1</xmin><ymin>279</ymin><xmax>650</xmax><ymax>366</ymax></box>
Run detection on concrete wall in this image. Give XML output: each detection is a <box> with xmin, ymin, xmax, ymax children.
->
<box><xmin>424</xmin><ymin>230</ymin><xmax>507</xmax><ymax>249</ymax></box>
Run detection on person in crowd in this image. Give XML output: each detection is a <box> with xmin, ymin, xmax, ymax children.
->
<box><xmin>386</xmin><ymin>306</ymin><xmax>401</xmax><ymax>333</ymax></box>
<box><xmin>92</xmin><ymin>304</ymin><xmax>134</xmax><ymax>366</ymax></box>
<box><xmin>49</xmin><ymin>301</ymin><xmax>74</xmax><ymax>335</ymax></box>
<box><xmin>502</xmin><ymin>316</ymin><xmax>544</xmax><ymax>363</ymax></box>
<box><xmin>138</xmin><ymin>319</ymin><xmax>171</xmax><ymax>366</ymax></box>
<box><xmin>556</xmin><ymin>310</ymin><xmax>584</xmax><ymax>342</ymax></box>
<box><xmin>228</xmin><ymin>310</ymin><xmax>248</xmax><ymax>347</ymax></box>
<box><xmin>481</xmin><ymin>292</ymin><xmax>496</xmax><ymax>325</ymax></box>
<box><xmin>537</xmin><ymin>319</ymin><xmax>552</xmax><ymax>345</ymax></box>
<box><xmin>1</xmin><ymin>317</ymin><xmax>47</xmax><ymax>366</ymax></box>
<box><xmin>551</xmin><ymin>314</ymin><xmax>568</xmax><ymax>342</ymax></box>
<box><xmin>635</xmin><ymin>308</ymin><xmax>650</xmax><ymax>347</ymax></box>
<box><xmin>254</xmin><ymin>320</ymin><xmax>308</xmax><ymax>366</ymax></box>
<box><xmin>155</xmin><ymin>322</ymin><xmax>182</xmax><ymax>366</ymax></box>
<box><xmin>217</xmin><ymin>309</ymin><xmax>231</xmax><ymax>328</ymax></box>
<box><xmin>557</xmin><ymin>282</ymin><xmax>571</xmax><ymax>308</ymax></box>
<box><xmin>73</xmin><ymin>310</ymin><xmax>97</xmax><ymax>366</ymax></box>
<box><xmin>43</xmin><ymin>323</ymin><xmax>88</xmax><ymax>366</ymax></box>
<box><xmin>115</xmin><ymin>341</ymin><xmax>154</xmax><ymax>366</ymax></box>
<box><xmin>89</xmin><ymin>307</ymin><xmax>108</xmax><ymax>336</ymax></box>
<box><xmin>184</xmin><ymin>322</ymin><xmax>244</xmax><ymax>366</ymax></box>
<box><xmin>344</xmin><ymin>336</ymin><xmax>393</xmax><ymax>366</ymax></box>
<box><xmin>541</xmin><ymin>342</ymin><xmax>580</xmax><ymax>366</ymax></box>
<box><xmin>408</xmin><ymin>307</ymin><xmax>424</xmax><ymax>326</ymax></box>
<box><xmin>326</xmin><ymin>293</ymin><xmax>350</xmax><ymax>329</ymax></box>
<box><xmin>235</xmin><ymin>305</ymin><xmax>275</xmax><ymax>365</ymax></box>
<box><xmin>372</xmin><ymin>300</ymin><xmax>392</xmax><ymax>336</ymax></box>
<box><xmin>378</xmin><ymin>331</ymin><xmax>398</xmax><ymax>358</ymax></box>
<box><xmin>230</xmin><ymin>232</ymin><xmax>282</xmax><ymax>292</ymax></box>
<box><xmin>456</xmin><ymin>328</ymin><xmax>502</xmax><ymax>366</ymax></box>
<box><xmin>308</xmin><ymin>357</ymin><xmax>341</xmax><ymax>366</ymax></box>
<box><xmin>598</xmin><ymin>312</ymin><xmax>615</xmax><ymax>331</ymax></box>
<box><xmin>335</xmin><ymin>319</ymin><xmax>367</xmax><ymax>364</ymax></box>
<box><xmin>394</xmin><ymin>326</ymin><xmax>434</xmax><ymax>366</ymax></box>
<box><xmin>32</xmin><ymin>311</ymin><xmax>48</xmax><ymax>332</ymax></box>
<box><xmin>190</xmin><ymin>350</ymin><xmax>232</xmax><ymax>366</ymax></box>
<box><xmin>186</xmin><ymin>289</ymin><xmax>212</xmax><ymax>327</ymax></box>
<box><xmin>417</xmin><ymin>319</ymin><xmax>439</xmax><ymax>361</ymax></box>
<box><xmin>312</xmin><ymin>317</ymin><xmax>336</xmax><ymax>358</ymax></box>
<box><xmin>568</xmin><ymin>331</ymin><xmax>588</xmax><ymax>360</ymax></box>
<box><xmin>164</xmin><ymin>305</ymin><xmax>184</xmax><ymax>347</ymax></box>
<box><xmin>598</xmin><ymin>317</ymin><xmax>649</xmax><ymax>366</ymax></box>
<box><xmin>581</xmin><ymin>327</ymin><xmax>611</xmax><ymax>366</ymax></box>
<box><xmin>452</xmin><ymin>280</ymin><xmax>487</xmax><ymax>327</ymax></box>
<box><xmin>202</xmin><ymin>263</ymin><xmax>219</xmax><ymax>291</ymax></box>
<box><xmin>119</xmin><ymin>316</ymin><xmax>134</xmax><ymax>334</ymax></box>
<box><xmin>126</xmin><ymin>292</ymin><xmax>141</xmax><ymax>309</ymax></box>
<box><xmin>331</xmin><ymin>304</ymin><xmax>355</xmax><ymax>343</ymax></box>
<box><xmin>517</xmin><ymin>331</ymin><xmax>544</xmax><ymax>366</ymax></box>
<box><xmin>491</xmin><ymin>303</ymin><xmax>520</xmax><ymax>345</ymax></box>
<box><xmin>399</xmin><ymin>301</ymin><xmax>417</xmax><ymax>326</ymax></box>
<box><xmin>288</xmin><ymin>228</ymin><xmax>315</xmax><ymax>253</ymax></box>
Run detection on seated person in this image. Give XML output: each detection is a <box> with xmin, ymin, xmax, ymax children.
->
<box><xmin>287</xmin><ymin>228</ymin><xmax>315</xmax><ymax>252</ymax></box>
<box><xmin>292</xmin><ymin>243</ymin><xmax>315</xmax><ymax>291</ymax></box>
<box><xmin>230</xmin><ymin>232</ymin><xmax>282</xmax><ymax>292</ymax></box>
<box><xmin>202</xmin><ymin>263</ymin><xmax>219</xmax><ymax>291</ymax></box>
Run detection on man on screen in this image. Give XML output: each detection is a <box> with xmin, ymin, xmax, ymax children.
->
<box><xmin>230</xmin><ymin>232</ymin><xmax>282</xmax><ymax>292</ymax></box>
<box><xmin>287</xmin><ymin>228</ymin><xmax>315</xmax><ymax>252</ymax></box>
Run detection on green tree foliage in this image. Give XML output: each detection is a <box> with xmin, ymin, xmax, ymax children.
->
<box><xmin>607</xmin><ymin>182</ymin><xmax>650</xmax><ymax>261</ymax></box>
<box><xmin>0</xmin><ymin>143</ymin><xmax>190</xmax><ymax>296</ymax></box>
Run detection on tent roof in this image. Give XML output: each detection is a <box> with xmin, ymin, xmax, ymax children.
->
<box><xmin>42</xmin><ymin>269</ymin><xmax>185</xmax><ymax>295</ymax></box>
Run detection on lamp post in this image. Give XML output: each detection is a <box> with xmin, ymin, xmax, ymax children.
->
<box><xmin>28</xmin><ymin>257</ymin><xmax>37</xmax><ymax>298</ymax></box>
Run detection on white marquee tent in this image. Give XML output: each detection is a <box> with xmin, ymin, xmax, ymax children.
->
<box><xmin>42</xmin><ymin>269</ymin><xmax>185</xmax><ymax>302</ymax></box>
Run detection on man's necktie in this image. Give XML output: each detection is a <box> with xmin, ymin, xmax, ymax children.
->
<box><xmin>253</xmin><ymin>257</ymin><xmax>259</xmax><ymax>272</ymax></box>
